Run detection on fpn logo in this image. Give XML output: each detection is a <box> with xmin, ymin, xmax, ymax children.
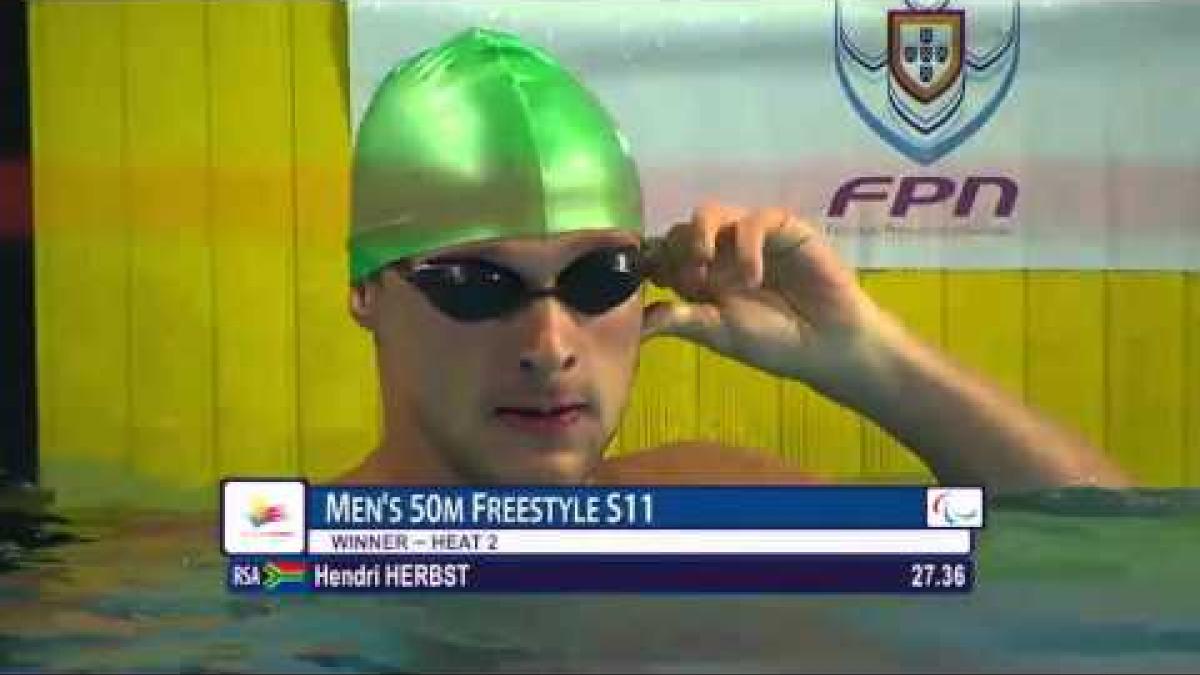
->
<box><xmin>835</xmin><ymin>0</ymin><xmax>1020</xmax><ymax>166</ymax></box>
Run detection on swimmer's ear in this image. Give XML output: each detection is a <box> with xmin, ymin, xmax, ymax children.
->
<box><xmin>349</xmin><ymin>283</ymin><xmax>379</xmax><ymax>330</ymax></box>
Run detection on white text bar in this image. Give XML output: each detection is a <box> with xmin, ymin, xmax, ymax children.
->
<box><xmin>307</xmin><ymin>529</ymin><xmax>971</xmax><ymax>555</ymax></box>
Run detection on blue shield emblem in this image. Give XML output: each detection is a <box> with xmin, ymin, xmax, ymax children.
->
<box><xmin>836</xmin><ymin>0</ymin><xmax>1020</xmax><ymax>165</ymax></box>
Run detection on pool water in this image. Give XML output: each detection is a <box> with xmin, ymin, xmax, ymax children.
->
<box><xmin>0</xmin><ymin>490</ymin><xmax>1197</xmax><ymax>673</ymax></box>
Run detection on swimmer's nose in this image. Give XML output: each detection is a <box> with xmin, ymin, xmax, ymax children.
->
<box><xmin>515</xmin><ymin>296</ymin><xmax>579</xmax><ymax>379</ymax></box>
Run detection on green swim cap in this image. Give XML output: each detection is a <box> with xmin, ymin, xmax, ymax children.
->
<box><xmin>350</xmin><ymin>28</ymin><xmax>644</xmax><ymax>284</ymax></box>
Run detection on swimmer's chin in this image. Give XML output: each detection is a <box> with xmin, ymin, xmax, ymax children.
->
<box><xmin>465</xmin><ymin>437</ymin><xmax>602</xmax><ymax>485</ymax></box>
<box><xmin>477</xmin><ymin>455</ymin><xmax>598</xmax><ymax>486</ymax></box>
<box><xmin>320</xmin><ymin>440</ymin><xmax>604</xmax><ymax>487</ymax></box>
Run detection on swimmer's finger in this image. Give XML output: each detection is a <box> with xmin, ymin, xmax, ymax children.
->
<box><xmin>640</xmin><ymin>300</ymin><xmax>728</xmax><ymax>350</ymax></box>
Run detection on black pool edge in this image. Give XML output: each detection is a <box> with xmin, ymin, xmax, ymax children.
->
<box><xmin>1</xmin><ymin>0</ymin><xmax>36</xmax><ymax>488</ymax></box>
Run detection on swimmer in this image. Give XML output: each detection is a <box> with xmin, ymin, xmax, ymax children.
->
<box><xmin>339</xmin><ymin>28</ymin><xmax>1128</xmax><ymax>491</ymax></box>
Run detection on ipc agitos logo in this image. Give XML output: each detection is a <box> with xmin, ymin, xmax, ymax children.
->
<box><xmin>926</xmin><ymin>488</ymin><xmax>984</xmax><ymax>528</ymax></box>
<box><xmin>835</xmin><ymin>0</ymin><xmax>1019</xmax><ymax>165</ymax></box>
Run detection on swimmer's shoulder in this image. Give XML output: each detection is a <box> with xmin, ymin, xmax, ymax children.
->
<box><xmin>594</xmin><ymin>440</ymin><xmax>824</xmax><ymax>485</ymax></box>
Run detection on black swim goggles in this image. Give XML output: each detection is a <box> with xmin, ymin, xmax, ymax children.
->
<box><xmin>392</xmin><ymin>243</ymin><xmax>652</xmax><ymax>322</ymax></box>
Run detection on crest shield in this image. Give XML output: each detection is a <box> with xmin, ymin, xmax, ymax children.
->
<box><xmin>836</xmin><ymin>1</ymin><xmax>1020</xmax><ymax>165</ymax></box>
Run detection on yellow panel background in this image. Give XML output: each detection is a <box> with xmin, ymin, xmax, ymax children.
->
<box><xmin>31</xmin><ymin>1</ymin><xmax>130</xmax><ymax>507</ymax></box>
<box><xmin>209</xmin><ymin>1</ymin><xmax>298</xmax><ymax>482</ymax></box>
<box><xmin>29</xmin><ymin>0</ymin><xmax>1197</xmax><ymax>510</ymax></box>
<box><xmin>291</xmin><ymin>1</ymin><xmax>380</xmax><ymax>482</ymax></box>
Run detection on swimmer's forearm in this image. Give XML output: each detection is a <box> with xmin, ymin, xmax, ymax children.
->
<box><xmin>814</xmin><ymin>311</ymin><xmax>1131</xmax><ymax>491</ymax></box>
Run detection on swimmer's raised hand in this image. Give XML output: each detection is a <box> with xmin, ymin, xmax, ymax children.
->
<box><xmin>641</xmin><ymin>200</ymin><xmax>891</xmax><ymax>401</ymax></box>
<box><xmin>640</xmin><ymin>199</ymin><xmax>1129</xmax><ymax>491</ymax></box>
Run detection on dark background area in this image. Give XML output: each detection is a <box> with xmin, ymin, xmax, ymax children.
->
<box><xmin>1</xmin><ymin>0</ymin><xmax>36</xmax><ymax>485</ymax></box>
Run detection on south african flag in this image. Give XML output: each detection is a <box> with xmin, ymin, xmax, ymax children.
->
<box><xmin>263</xmin><ymin>561</ymin><xmax>307</xmax><ymax>590</ymax></box>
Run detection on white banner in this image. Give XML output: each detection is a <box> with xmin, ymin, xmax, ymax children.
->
<box><xmin>349</xmin><ymin>1</ymin><xmax>1200</xmax><ymax>269</ymax></box>
<box><xmin>307</xmin><ymin>528</ymin><xmax>972</xmax><ymax>555</ymax></box>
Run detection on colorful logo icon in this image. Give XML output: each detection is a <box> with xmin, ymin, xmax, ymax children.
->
<box><xmin>246</xmin><ymin>495</ymin><xmax>287</xmax><ymax>528</ymax></box>
<box><xmin>927</xmin><ymin>488</ymin><xmax>984</xmax><ymax>527</ymax></box>
<box><xmin>835</xmin><ymin>0</ymin><xmax>1020</xmax><ymax>164</ymax></box>
<box><xmin>222</xmin><ymin>480</ymin><xmax>307</xmax><ymax>555</ymax></box>
<box><xmin>263</xmin><ymin>560</ymin><xmax>307</xmax><ymax>590</ymax></box>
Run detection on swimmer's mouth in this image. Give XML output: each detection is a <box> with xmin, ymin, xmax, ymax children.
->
<box><xmin>493</xmin><ymin>402</ymin><xmax>592</xmax><ymax>435</ymax></box>
<box><xmin>493</xmin><ymin>403</ymin><xmax>590</xmax><ymax>418</ymax></box>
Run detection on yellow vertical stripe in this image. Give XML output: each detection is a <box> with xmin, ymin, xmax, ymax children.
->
<box><xmin>209</xmin><ymin>1</ymin><xmax>298</xmax><ymax>478</ymax></box>
<box><xmin>944</xmin><ymin>272</ymin><xmax>1025</xmax><ymax>399</ymax></box>
<box><xmin>1187</xmin><ymin>272</ymin><xmax>1200</xmax><ymax>484</ymax></box>
<box><xmin>291</xmin><ymin>0</ymin><xmax>379</xmax><ymax>481</ymax></box>
<box><xmin>618</xmin><ymin>285</ymin><xmax>699</xmax><ymax>456</ymax></box>
<box><xmin>785</xmin><ymin>383</ymin><xmax>863</xmax><ymax>479</ymax></box>
<box><xmin>859</xmin><ymin>270</ymin><xmax>939</xmax><ymax>481</ymax></box>
<box><xmin>123</xmin><ymin>1</ymin><xmax>215</xmax><ymax>506</ymax></box>
<box><xmin>30</xmin><ymin>1</ymin><xmax>130</xmax><ymax>508</ymax></box>
<box><xmin>777</xmin><ymin>381</ymin><xmax>807</xmax><ymax>467</ymax></box>
<box><xmin>1107</xmin><ymin>273</ymin><xmax>1186</xmax><ymax>486</ymax></box>
<box><xmin>1026</xmin><ymin>272</ymin><xmax>1106</xmax><ymax>449</ymax></box>
<box><xmin>695</xmin><ymin>351</ymin><xmax>781</xmax><ymax>456</ymax></box>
